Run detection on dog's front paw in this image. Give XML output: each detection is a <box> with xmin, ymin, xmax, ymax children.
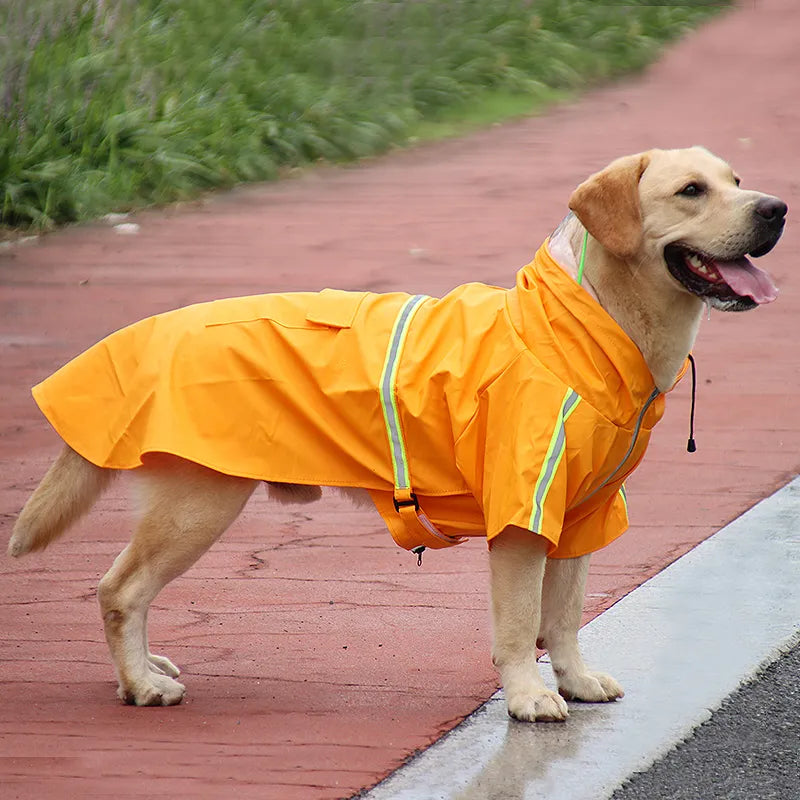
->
<box><xmin>557</xmin><ymin>670</ymin><xmax>624</xmax><ymax>703</ymax></box>
<box><xmin>506</xmin><ymin>688</ymin><xmax>569</xmax><ymax>722</ymax></box>
<box><xmin>118</xmin><ymin>673</ymin><xmax>186</xmax><ymax>706</ymax></box>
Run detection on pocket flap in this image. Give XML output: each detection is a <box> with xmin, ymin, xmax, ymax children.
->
<box><xmin>305</xmin><ymin>289</ymin><xmax>368</xmax><ymax>329</ymax></box>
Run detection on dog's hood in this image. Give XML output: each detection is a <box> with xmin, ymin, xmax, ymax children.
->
<box><xmin>510</xmin><ymin>242</ymin><xmax>688</xmax><ymax>421</ymax></box>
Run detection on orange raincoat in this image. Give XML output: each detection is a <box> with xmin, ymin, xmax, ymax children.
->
<box><xmin>33</xmin><ymin>243</ymin><xmax>684</xmax><ymax>558</ymax></box>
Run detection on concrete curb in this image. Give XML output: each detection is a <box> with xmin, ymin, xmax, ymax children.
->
<box><xmin>361</xmin><ymin>477</ymin><xmax>800</xmax><ymax>799</ymax></box>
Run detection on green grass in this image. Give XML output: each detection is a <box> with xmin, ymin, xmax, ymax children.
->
<box><xmin>0</xmin><ymin>0</ymin><xmax>731</xmax><ymax>231</ymax></box>
<box><xmin>407</xmin><ymin>87</ymin><xmax>567</xmax><ymax>142</ymax></box>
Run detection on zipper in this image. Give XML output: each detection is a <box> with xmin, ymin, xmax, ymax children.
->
<box><xmin>566</xmin><ymin>387</ymin><xmax>660</xmax><ymax>513</ymax></box>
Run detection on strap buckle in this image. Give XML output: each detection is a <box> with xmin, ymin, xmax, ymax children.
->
<box><xmin>393</xmin><ymin>492</ymin><xmax>419</xmax><ymax>512</ymax></box>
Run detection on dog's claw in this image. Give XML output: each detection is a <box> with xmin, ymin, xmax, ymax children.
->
<box><xmin>147</xmin><ymin>653</ymin><xmax>181</xmax><ymax>678</ymax></box>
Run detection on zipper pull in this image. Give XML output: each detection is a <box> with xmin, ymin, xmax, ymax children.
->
<box><xmin>411</xmin><ymin>546</ymin><xmax>426</xmax><ymax>567</ymax></box>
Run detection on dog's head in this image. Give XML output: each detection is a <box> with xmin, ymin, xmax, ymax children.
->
<box><xmin>568</xmin><ymin>146</ymin><xmax>786</xmax><ymax>311</ymax></box>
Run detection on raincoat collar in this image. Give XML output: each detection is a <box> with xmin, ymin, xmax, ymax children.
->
<box><xmin>508</xmin><ymin>241</ymin><xmax>665</xmax><ymax>427</ymax></box>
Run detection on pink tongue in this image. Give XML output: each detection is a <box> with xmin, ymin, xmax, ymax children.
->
<box><xmin>715</xmin><ymin>257</ymin><xmax>779</xmax><ymax>304</ymax></box>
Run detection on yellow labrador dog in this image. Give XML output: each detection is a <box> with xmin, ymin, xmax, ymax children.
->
<box><xmin>9</xmin><ymin>147</ymin><xmax>786</xmax><ymax>721</ymax></box>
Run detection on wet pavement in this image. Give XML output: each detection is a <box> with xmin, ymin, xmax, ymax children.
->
<box><xmin>359</xmin><ymin>478</ymin><xmax>800</xmax><ymax>800</ymax></box>
<box><xmin>611</xmin><ymin>639</ymin><xmax>800</xmax><ymax>800</ymax></box>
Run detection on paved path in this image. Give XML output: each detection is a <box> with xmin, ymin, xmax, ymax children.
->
<box><xmin>361</xmin><ymin>477</ymin><xmax>800</xmax><ymax>799</ymax></box>
<box><xmin>612</xmin><ymin>641</ymin><xmax>800</xmax><ymax>800</ymax></box>
<box><xmin>1</xmin><ymin>1</ymin><xmax>799</xmax><ymax>797</ymax></box>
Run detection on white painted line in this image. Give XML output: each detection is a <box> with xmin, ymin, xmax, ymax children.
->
<box><xmin>361</xmin><ymin>477</ymin><xmax>800</xmax><ymax>800</ymax></box>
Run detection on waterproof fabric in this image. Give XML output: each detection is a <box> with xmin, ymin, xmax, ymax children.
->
<box><xmin>33</xmin><ymin>242</ymin><xmax>685</xmax><ymax>558</ymax></box>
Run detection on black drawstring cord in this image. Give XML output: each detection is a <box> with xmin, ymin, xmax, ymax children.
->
<box><xmin>687</xmin><ymin>353</ymin><xmax>697</xmax><ymax>453</ymax></box>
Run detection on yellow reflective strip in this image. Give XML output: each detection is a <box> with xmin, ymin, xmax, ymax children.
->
<box><xmin>528</xmin><ymin>389</ymin><xmax>580</xmax><ymax>532</ymax></box>
<box><xmin>619</xmin><ymin>484</ymin><xmax>628</xmax><ymax>514</ymax></box>
<box><xmin>379</xmin><ymin>295</ymin><xmax>428</xmax><ymax>489</ymax></box>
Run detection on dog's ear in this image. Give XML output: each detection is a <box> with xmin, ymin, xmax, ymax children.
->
<box><xmin>568</xmin><ymin>152</ymin><xmax>651</xmax><ymax>260</ymax></box>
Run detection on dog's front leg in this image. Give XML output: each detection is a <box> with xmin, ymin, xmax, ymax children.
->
<box><xmin>539</xmin><ymin>554</ymin><xmax>624</xmax><ymax>703</ymax></box>
<box><xmin>489</xmin><ymin>526</ymin><xmax>568</xmax><ymax>722</ymax></box>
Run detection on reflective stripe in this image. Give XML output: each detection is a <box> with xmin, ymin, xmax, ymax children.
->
<box><xmin>379</xmin><ymin>294</ymin><xmax>429</xmax><ymax>490</ymax></box>
<box><xmin>528</xmin><ymin>388</ymin><xmax>581</xmax><ymax>533</ymax></box>
<box><xmin>379</xmin><ymin>294</ymin><xmax>466</xmax><ymax>548</ymax></box>
<box><xmin>619</xmin><ymin>483</ymin><xmax>628</xmax><ymax>514</ymax></box>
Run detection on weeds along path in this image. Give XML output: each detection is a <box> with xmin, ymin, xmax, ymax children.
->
<box><xmin>2</xmin><ymin>3</ymin><xmax>799</xmax><ymax>799</ymax></box>
<box><xmin>0</xmin><ymin>2</ymin><xmax>720</xmax><ymax>228</ymax></box>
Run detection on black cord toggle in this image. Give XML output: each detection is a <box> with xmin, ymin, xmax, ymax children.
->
<box><xmin>687</xmin><ymin>353</ymin><xmax>697</xmax><ymax>453</ymax></box>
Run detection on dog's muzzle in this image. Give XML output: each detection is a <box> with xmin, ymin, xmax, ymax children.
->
<box><xmin>664</xmin><ymin>196</ymin><xmax>787</xmax><ymax>312</ymax></box>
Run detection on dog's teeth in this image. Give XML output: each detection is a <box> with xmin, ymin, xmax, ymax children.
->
<box><xmin>687</xmin><ymin>254</ymin><xmax>704</xmax><ymax>269</ymax></box>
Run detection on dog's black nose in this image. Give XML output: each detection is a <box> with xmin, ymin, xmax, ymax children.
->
<box><xmin>755</xmin><ymin>197</ymin><xmax>788</xmax><ymax>222</ymax></box>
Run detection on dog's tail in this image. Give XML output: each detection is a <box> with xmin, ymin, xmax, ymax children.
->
<box><xmin>8</xmin><ymin>446</ymin><xmax>118</xmax><ymax>557</ymax></box>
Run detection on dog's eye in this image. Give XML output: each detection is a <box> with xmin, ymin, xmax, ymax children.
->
<box><xmin>677</xmin><ymin>182</ymin><xmax>705</xmax><ymax>197</ymax></box>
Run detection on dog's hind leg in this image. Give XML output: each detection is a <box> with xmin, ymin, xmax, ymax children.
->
<box><xmin>97</xmin><ymin>457</ymin><xmax>257</xmax><ymax>706</ymax></box>
<box><xmin>538</xmin><ymin>554</ymin><xmax>624</xmax><ymax>703</ymax></box>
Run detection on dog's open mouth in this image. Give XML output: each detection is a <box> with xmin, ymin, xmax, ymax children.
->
<box><xmin>664</xmin><ymin>244</ymin><xmax>779</xmax><ymax>309</ymax></box>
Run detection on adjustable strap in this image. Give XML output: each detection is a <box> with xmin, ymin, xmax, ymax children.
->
<box><xmin>380</xmin><ymin>295</ymin><xmax>467</xmax><ymax>551</ymax></box>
